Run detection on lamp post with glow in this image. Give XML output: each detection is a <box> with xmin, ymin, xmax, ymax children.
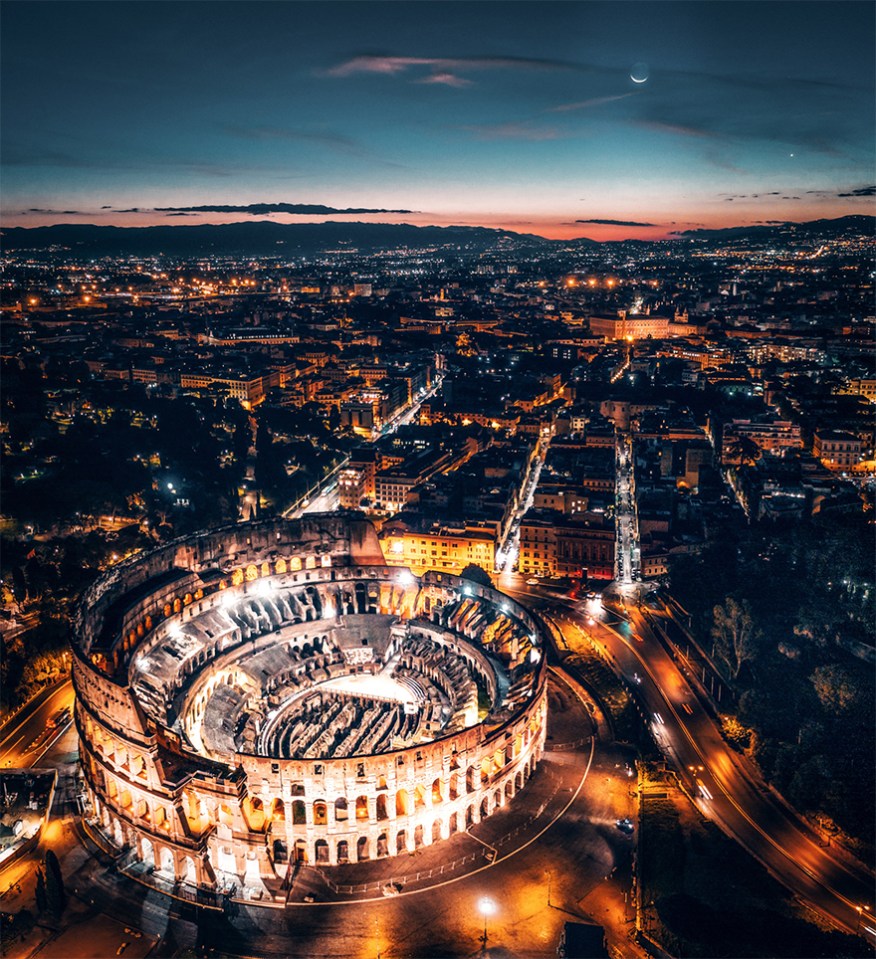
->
<box><xmin>478</xmin><ymin>896</ymin><xmax>496</xmax><ymax>948</ymax></box>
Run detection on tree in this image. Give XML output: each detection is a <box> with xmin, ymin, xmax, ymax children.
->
<box><xmin>459</xmin><ymin>564</ymin><xmax>492</xmax><ymax>588</ymax></box>
<box><xmin>810</xmin><ymin>664</ymin><xmax>860</xmax><ymax>716</ymax></box>
<box><xmin>711</xmin><ymin>597</ymin><xmax>759</xmax><ymax>681</ymax></box>
<box><xmin>43</xmin><ymin>849</ymin><xmax>65</xmax><ymax>917</ymax></box>
<box><xmin>723</xmin><ymin>435</ymin><xmax>761</xmax><ymax>467</ymax></box>
<box><xmin>34</xmin><ymin>867</ymin><xmax>47</xmax><ymax>913</ymax></box>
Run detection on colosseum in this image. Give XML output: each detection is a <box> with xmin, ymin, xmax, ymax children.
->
<box><xmin>72</xmin><ymin>515</ymin><xmax>548</xmax><ymax>900</ymax></box>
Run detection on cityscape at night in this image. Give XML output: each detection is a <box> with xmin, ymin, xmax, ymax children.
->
<box><xmin>0</xmin><ymin>3</ymin><xmax>874</xmax><ymax>958</ymax></box>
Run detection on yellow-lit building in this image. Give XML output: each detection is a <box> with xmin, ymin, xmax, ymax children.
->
<box><xmin>813</xmin><ymin>430</ymin><xmax>864</xmax><ymax>471</ymax></box>
<box><xmin>380</xmin><ymin>523</ymin><xmax>498</xmax><ymax>576</ymax></box>
<box><xmin>589</xmin><ymin>310</ymin><xmax>688</xmax><ymax>341</ymax></box>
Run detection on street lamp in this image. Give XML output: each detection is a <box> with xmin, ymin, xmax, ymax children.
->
<box><xmin>478</xmin><ymin>896</ymin><xmax>496</xmax><ymax>946</ymax></box>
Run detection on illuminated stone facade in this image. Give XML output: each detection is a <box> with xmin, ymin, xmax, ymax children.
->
<box><xmin>73</xmin><ymin>515</ymin><xmax>547</xmax><ymax>900</ymax></box>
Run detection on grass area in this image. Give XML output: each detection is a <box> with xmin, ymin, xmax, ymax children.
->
<box><xmin>639</xmin><ymin>773</ymin><xmax>871</xmax><ymax>958</ymax></box>
<box><xmin>562</xmin><ymin>649</ymin><xmax>641</xmax><ymax>744</ymax></box>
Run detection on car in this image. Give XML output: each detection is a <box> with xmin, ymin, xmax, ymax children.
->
<box><xmin>615</xmin><ymin>818</ymin><xmax>634</xmax><ymax>833</ymax></box>
<box><xmin>116</xmin><ymin>945</ymin><xmax>129</xmax><ymax>957</ymax></box>
<box><xmin>525</xmin><ymin>578</ymin><xmax>539</xmax><ymax>586</ymax></box>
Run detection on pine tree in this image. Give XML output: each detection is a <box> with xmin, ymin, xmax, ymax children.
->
<box><xmin>43</xmin><ymin>850</ymin><xmax>65</xmax><ymax>917</ymax></box>
<box><xmin>34</xmin><ymin>868</ymin><xmax>47</xmax><ymax>914</ymax></box>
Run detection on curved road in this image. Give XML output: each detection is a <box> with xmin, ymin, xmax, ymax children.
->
<box><xmin>504</xmin><ymin>580</ymin><xmax>875</xmax><ymax>940</ymax></box>
<box><xmin>0</xmin><ymin>679</ymin><xmax>75</xmax><ymax>768</ymax></box>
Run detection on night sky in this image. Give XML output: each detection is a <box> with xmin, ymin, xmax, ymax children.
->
<box><xmin>2</xmin><ymin>1</ymin><xmax>874</xmax><ymax>240</ymax></box>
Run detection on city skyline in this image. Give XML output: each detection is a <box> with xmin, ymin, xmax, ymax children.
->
<box><xmin>2</xmin><ymin>1</ymin><xmax>874</xmax><ymax>240</ymax></box>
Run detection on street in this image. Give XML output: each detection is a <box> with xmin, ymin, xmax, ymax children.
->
<box><xmin>0</xmin><ymin>680</ymin><xmax>75</xmax><ymax>769</ymax></box>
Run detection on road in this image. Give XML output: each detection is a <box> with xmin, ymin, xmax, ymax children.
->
<box><xmin>286</xmin><ymin>375</ymin><xmax>446</xmax><ymax>519</ymax></box>
<box><xmin>0</xmin><ymin>679</ymin><xmax>75</xmax><ymax>769</ymax></box>
<box><xmin>614</xmin><ymin>432</ymin><xmax>639</xmax><ymax>585</ymax></box>
<box><xmin>495</xmin><ymin>431</ymin><xmax>551</xmax><ymax>572</ymax></box>
<box><xmin>506</xmin><ymin>583</ymin><xmax>875</xmax><ymax>940</ymax></box>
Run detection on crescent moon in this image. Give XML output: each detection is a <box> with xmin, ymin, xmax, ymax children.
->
<box><xmin>631</xmin><ymin>75</ymin><xmax>648</xmax><ymax>83</ymax></box>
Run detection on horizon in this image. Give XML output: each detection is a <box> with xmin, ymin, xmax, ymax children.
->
<box><xmin>2</xmin><ymin>212</ymin><xmax>873</xmax><ymax>246</ymax></box>
<box><xmin>1</xmin><ymin>1</ymin><xmax>874</xmax><ymax>241</ymax></box>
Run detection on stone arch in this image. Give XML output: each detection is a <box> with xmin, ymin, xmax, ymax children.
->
<box><xmin>337</xmin><ymin>839</ymin><xmax>349</xmax><ymax>863</ymax></box>
<box><xmin>396</xmin><ymin>830</ymin><xmax>407</xmax><ymax>854</ymax></box>
<box><xmin>414</xmin><ymin>784</ymin><xmax>427</xmax><ymax>810</ymax></box>
<box><xmin>292</xmin><ymin>800</ymin><xmax>306</xmax><ymax>825</ymax></box>
<box><xmin>271</xmin><ymin>798</ymin><xmax>285</xmax><ymax>822</ymax></box>
<box><xmin>431</xmin><ymin>777</ymin><xmax>443</xmax><ymax>804</ymax></box>
<box><xmin>376</xmin><ymin>794</ymin><xmax>388</xmax><ymax>821</ymax></box>
<box><xmin>449</xmin><ymin>772</ymin><xmax>459</xmax><ymax>800</ymax></box>
<box><xmin>465</xmin><ymin>766</ymin><xmax>476</xmax><ymax>794</ymax></box>
<box><xmin>414</xmin><ymin>824</ymin><xmax>424</xmax><ymax>848</ymax></box>
<box><xmin>315</xmin><ymin>839</ymin><xmax>329</xmax><ymax>863</ymax></box>
<box><xmin>335</xmin><ymin>797</ymin><xmax>349</xmax><ymax>822</ymax></box>
<box><xmin>158</xmin><ymin>846</ymin><xmax>175</xmax><ymax>877</ymax></box>
<box><xmin>465</xmin><ymin>805</ymin><xmax>475</xmax><ymax>828</ymax></box>
<box><xmin>448</xmin><ymin>812</ymin><xmax>458</xmax><ymax>835</ymax></box>
<box><xmin>356</xmin><ymin>836</ymin><xmax>369</xmax><ymax>861</ymax></box>
<box><xmin>243</xmin><ymin>796</ymin><xmax>266</xmax><ymax>832</ymax></box>
<box><xmin>140</xmin><ymin>836</ymin><xmax>155</xmax><ymax>868</ymax></box>
<box><xmin>376</xmin><ymin>833</ymin><xmax>389</xmax><ymax>858</ymax></box>
<box><xmin>431</xmin><ymin>819</ymin><xmax>442</xmax><ymax>843</ymax></box>
<box><xmin>505</xmin><ymin>780</ymin><xmax>514</xmax><ymax>802</ymax></box>
<box><xmin>181</xmin><ymin>855</ymin><xmax>197</xmax><ymax>885</ymax></box>
<box><xmin>516</xmin><ymin>770</ymin><xmax>524</xmax><ymax>790</ymax></box>
<box><xmin>272</xmin><ymin>838</ymin><xmax>288</xmax><ymax>863</ymax></box>
<box><xmin>494</xmin><ymin>788</ymin><xmax>502</xmax><ymax>809</ymax></box>
<box><xmin>355</xmin><ymin>795</ymin><xmax>369</xmax><ymax>821</ymax></box>
<box><xmin>294</xmin><ymin>838</ymin><xmax>308</xmax><ymax>863</ymax></box>
<box><xmin>396</xmin><ymin>789</ymin><xmax>410</xmax><ymax>816</ymax></box>
<box><xmin>313</xmin><ymin>800</ymin><xmax>328</xmax><ymax>826</ymax></box>
<box><xmin>480</xmin><ymin>795</ymin><xmax>490</xmax><ymax>819</ymax></box>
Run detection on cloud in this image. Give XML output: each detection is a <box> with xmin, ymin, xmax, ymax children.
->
<box><xmin>637</xmin><ymin>120</ymin><xmax>717</xmax><ymax>140</ymax></box>
<box><xmin>837</xmin><ymin>185</ymin><xmax>875</xmax><ymax>197</ymax></box>
<box><xmin>719</xmin><ymin>190</ymin><xmax>786</xmax><ymax>200</ymax></box>
<box><xmin>27</xmin><ymin>207</ymin><xmax>80</xmax><ymax>214</ymax></box>
<box><xmin>462</xmin><ymin>122</ymin><xmax>562</xmax><ymax>142</ymax></box>
<box><xmin>576</xmin><ymin>218</ymin><xmax>657</xmax><ymax>227</ymax></box>
<box><xmin>100</xmin><ymin>205</ymin><xmax>113</xmax><ymax>209</ymax></box>
<box><xmin>326</xmin><ymin>54</ymin><xmax>587</xmax><ymax>80</ymax></box>
<box><xmin>416</xmin><ymin>72</ymin><xmax>471</xmax><ymax>88</ymax></box>
<box><xmin>165</xmin><ymin>212</ymin><xmax>197</xmax><ymax>217</ymax></box>
<box><xmin>550</xmin><ymin>93</ymin><xmax>634</xmax><ymax>113</ymax></box>
<box><xmin>154</xmin><ymin>203</ymin><xmax>414</xmax><ymax>215</ymax></box>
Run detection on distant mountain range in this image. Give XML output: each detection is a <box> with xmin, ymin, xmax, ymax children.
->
<box><xmin>0</xmin><ymin>220</ymin><xmax>552</xmax><ymax>257</ymax></box>
<box><xmin>672</xmin><ymin>215</ymin><xmax>875</xmax><ymax>241</ymax></box>
<box><xmin>0</xmin><ymin>215</ymin><xmax>871</xmax><ymax>256</ymax></box>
